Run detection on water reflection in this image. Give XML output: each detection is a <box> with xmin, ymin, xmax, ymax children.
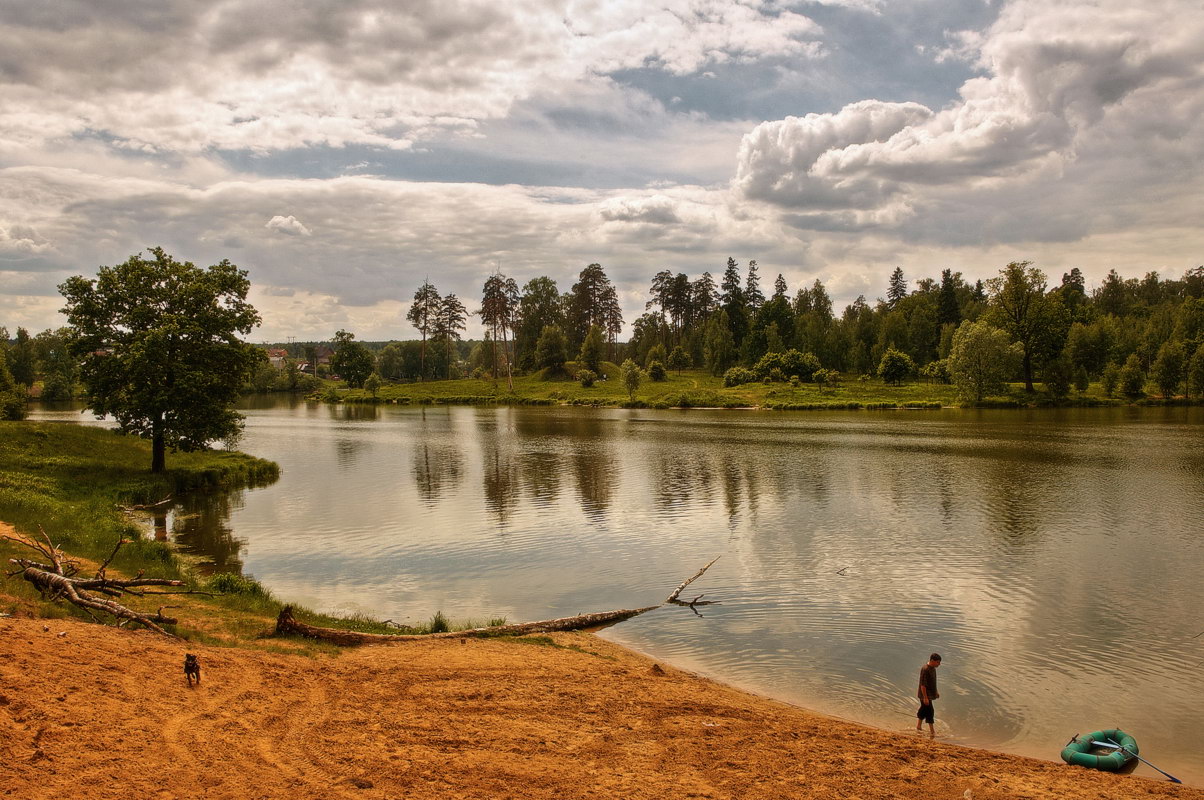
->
<box><xmin>169</xmin><ymin>489</ymin><xmax>248</xmax><ymax>575</ymax></box>
<box><xmin>33</xmin><ymin>402</ymin><xmax>1204</xmax><ymax>784</ymax></box>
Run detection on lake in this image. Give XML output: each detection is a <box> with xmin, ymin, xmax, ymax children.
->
<box><xmin>32</xmin><ymin>400</ymin><xmax>1204</xmax><ymax>782</ymax></box>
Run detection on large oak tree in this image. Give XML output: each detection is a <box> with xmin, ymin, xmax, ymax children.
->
<box><xmin>59</xmin><ymin>247</ymin><xmax>260</xmax><ymax>472</ymax></box>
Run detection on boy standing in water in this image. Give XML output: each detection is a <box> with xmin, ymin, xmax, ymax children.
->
<box><xmin>916</xmin><ymin>653</ymin><xmax>942</xmax><ymax>738</ymax></box>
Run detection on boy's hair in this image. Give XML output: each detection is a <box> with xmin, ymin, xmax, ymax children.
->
<box><xmin>930</xmin><ymin>653</ymin><xmax>942</xmax><ymax>662</ymax></box>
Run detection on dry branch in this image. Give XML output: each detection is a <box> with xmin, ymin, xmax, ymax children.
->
<box><xmin>4</xmin><ymin>531</ymin><xmax>185</xmax><ymax>637</ymax></box>
<box><xmin>666</xmin><ymin>555</ymin><xmax>721</xmax><ymax>606</ymax></box>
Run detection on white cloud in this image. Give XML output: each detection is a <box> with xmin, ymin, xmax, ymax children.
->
<box><xmin>265</xmin><ymin>215</ymin><xmax>312</xmax><ymax>236</ymax></box>
<box><xmin>0</xmin><ymin>0</ymin><xmax>824</xmax><ymax>155</ymax></box>
<box><xmin>734</xmin><ymin>0</ymin><xmax>1204</xmax><ymax>243</ymax></box>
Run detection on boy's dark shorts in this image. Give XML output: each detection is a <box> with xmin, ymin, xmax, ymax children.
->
<box><xmin>917</xmin><ymin>702</ymin><xmax>935</xmax><ymax>724</ymax></box>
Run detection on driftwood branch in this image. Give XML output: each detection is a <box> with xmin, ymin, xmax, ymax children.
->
<box><xmin>278</xmin><ymin>556</ymin><xmax>727</xmax><ymax>646</ymax></box>
<box><xmin>666</xmin><ymin>556</ymin><xmax>721</xmax><ymax>606</ymax></box>
<box><xmin>117</xmin><ymin>495</ymin><xmax>173</xmax><ymax>513</ymax></box>
<box><xmin>4</xmin><ymin>532</ymin><xmax>184</xmax><ymax>638</ymax></box>
<box><xmin>276</xmin><ymin>605</ymin><xmax>658</xmax><ymax>646</ymax></box>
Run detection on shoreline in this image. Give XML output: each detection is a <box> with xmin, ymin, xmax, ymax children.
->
<box><xmin>1</xmin><ymin>613</ymin><xmax>1198</xmax><ymax>799</ymax></box>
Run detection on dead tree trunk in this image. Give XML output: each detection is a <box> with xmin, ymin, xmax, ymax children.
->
<box><xmin>5</xmin><ymin>529</ymin><xmax>189</xmax><ymax>637</ymax></box>
<box><xmin>276</xmin><ymin>605</ymin><xmax>658</xmax><ymax>645</ymax></box>
<box><xmin>276</xmin><ymin>556</ymin><xmax>724</xmax><ymax>646</ymax></box>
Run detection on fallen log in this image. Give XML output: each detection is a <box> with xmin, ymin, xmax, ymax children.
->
<box><xmin>4</xmin><ymin>529</ymin><xmax>186</xmax><ymax>637</ymax></box>
<box><xmin>275</xmin><ymin>604</ymin><xmax>659</xmax><ymax>645</ymax></box>
<box><xmin>278</xmin><ymin>555</ymin><xmax>725</xmax><ymax>646</ymax></box>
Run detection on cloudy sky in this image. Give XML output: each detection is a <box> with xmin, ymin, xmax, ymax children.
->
<box><xmin>2</xmin><ymin>0</ymin><xmax>1202</xmax><ymax>341</ymax></box>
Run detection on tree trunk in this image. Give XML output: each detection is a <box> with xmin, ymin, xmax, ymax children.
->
<box><xmin>419</xmin><ymin>332</ymin><xmax>426</xmax><ymax>381</ymax></box>
<box><xmin>275</xmin><ymin>605</ymin><xmax>658</xmax><ymax>645</ymax></box>
<box><xmin>1023</xmin><ymin>350</ymin><xmax>1034</xmax><ymax>392</ymax></box>
<box><xmin>151</xmin><ymin>416</ymin><xmax>166</xmax><ymax>473</ymax></box>
<box><xmin>502</xmin><ymin>325</ymin><xmax>514</xmax><ymax>392</ymax></box>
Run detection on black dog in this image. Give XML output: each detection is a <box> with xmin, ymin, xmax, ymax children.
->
<box><xmin>184</xmin><ymin>653</ymin><xmax>201</xmax><ymax>686</ymax></box>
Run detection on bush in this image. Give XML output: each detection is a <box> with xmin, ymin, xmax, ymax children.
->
<box><xmin>877</xmin><ymin>348</ymin><xmax>916</xmax><ymax>385</ymax></box>
<box><xmin>577</xmin><ymin>369</ymin><xmax>597</xmax><ymax>388</ymax></box>
<box><xmin>1119</xmin><ymin>353</ymin><xmax>1145</xmax><ymax>398</ymax></box>
<box><xmin>723</xmin><ymin>366</ymin><xmax>756</xmax><ymax>387</ymax></box>
<box><xmin>644</xmin><ymin>344</ymin><xmax>667</xmax><ymax>370</ymax></box>
<box><xmin>1101</xmin><ymin>362</ymin><xmax>1120</xmax><ymax>397</ymax></box>
<box><xmin>1074</xmin><ymin>365</ymin><xmax>1090</xmax><ymax>393</ymax></box>
<box><xmin>780</xmin><ymin>349</ymin><xmax>822</xmax><ymax>382</ymax></box>
<box><xmin>1043</xmin><ymin>356</ymin><xmax>1073</xmax><ymax>400</ymax></box>
<box><xmin>920</xmin><ymin>359</ymin><xmax>950</xmax><ymax>384</ymax></box>
<box><xmin>205</xmin><ymin>573</ymin><xmax>273</xmax><ymax>600</ymax></box>
<box><xmin>667</xmin><ymin>346</ymin><xmax>691</xmax><ymax>372</ymax></box>
<box><xmin>813</xmin><ymin>368</ymin><xmax>840</xmax><ymax>389</ymax></box>
<box><xmin>753</xmin><ymin>351</ymin><xmax>785</xmax><ymax>379</ymax></box>
<box><xmin>648</xmin><ymin>360</ymin><xmax>668</xmax><ymax>381</ymax></box>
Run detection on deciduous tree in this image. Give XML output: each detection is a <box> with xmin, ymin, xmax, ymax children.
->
<box><xmin>59</xmin><ymin>247</ymin><xmax>260</xmax><ymax>472</ymax></box>
<box><xmin>947</xmin><ymin>320</ymin><xmax>1021</xmax><ymax>404</ymax></box>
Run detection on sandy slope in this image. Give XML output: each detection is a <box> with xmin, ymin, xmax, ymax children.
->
<box><xmin>0</xmin><ymin>615</ymin><xmax>1198</xmax><ymax>800</ymax></box>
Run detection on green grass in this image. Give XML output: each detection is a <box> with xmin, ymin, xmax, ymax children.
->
<box><xmin>323</xmin><ymin>367</ymin><xmax>1199</xmax><ymax>411</ymax></box>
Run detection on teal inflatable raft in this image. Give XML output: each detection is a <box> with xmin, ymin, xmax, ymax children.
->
<box><xmin>1061</xmin><ymin>730</ymin><xmax>1138</xmax><ymax>772</ymax></box>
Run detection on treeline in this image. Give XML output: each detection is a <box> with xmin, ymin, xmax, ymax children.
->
<box><xmin>316</xmin><ymin>259</ymin><xmax>1204</xmax><ymax>400</ymax></box>
<box><xmin>7</xmin><ymin>258</ymin><xmax>1204</xmax><ymax>406</ymax></box>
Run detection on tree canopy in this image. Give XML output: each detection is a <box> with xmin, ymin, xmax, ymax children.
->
<box><xmin>59</xmin><ymin>247</ymin><xmax>260</xmax><ymax>472</ymax></box>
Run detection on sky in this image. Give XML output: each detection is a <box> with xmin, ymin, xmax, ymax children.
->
<box><xmin>1</xmin><ymin>0</ymin><xmax>1202</xmax><ymax>342</ymax></box>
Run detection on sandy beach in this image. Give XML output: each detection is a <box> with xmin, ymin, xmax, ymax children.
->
<box><xmin>0</xmin><ymin>613</ymin><xmax>1198</xmax><ymax>800</ymax></box>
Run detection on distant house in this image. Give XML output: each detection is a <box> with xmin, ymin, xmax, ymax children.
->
<box><xmin>265</xmin><ymin>348</ymin><xmax>289</xmax><ymax>369</ymax></box>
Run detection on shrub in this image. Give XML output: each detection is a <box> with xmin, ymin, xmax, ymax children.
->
<box><xmin>1101</xmin><ymin>362</ymin><xmax>1120</xmax><ymax>397</ymax></box>
<box><xmin>667</xmin><ymin>346</ymin><xmax>691</xmax><ymax>372</ymax></box>
<box><xmin>1043</xmin><ymin>356</ymin><xmax>1073</xmax><ymax>400</ymax></box>
<box><xmin>1074</xmin><ymin>365</ymin><xmax>1090</xmax><ymax>393</ymax></box>
<box><xmin>753</xmin><ymin>351</ymin><xmax>785</xmax><ymax>379</ymax></box>
<box><xmin>205</xmin><ymin>573</ymin><xmax>273</xmax><ymax>599</ymax></box>
<box><xmin>1118</xmin><ymin>353</ymin><xmax>1145</xmax><ymax>398</ymax></box>
<box><xmin>723</xmin><ymin>366</ymin><xmax>756</xmax><ymax>387</ymax></box>
<box><xmin>644</xmin><ymin>344</ymin><xmax>667</xmax><ymax>370</ymax></box>
<box><xmin>780</xmin><ymin>349</ymin><xmax>821</xmax><ymax>382</ymax></box>
<box><xmin>877</xmin><ymin>348</ymin><xmax>915</xmax><ymax>385</ymax></box>
<box><xmin>920</xmin><ymin>359</ymin><xmax>950</xmax><ymax>384</ymax></box>
<box><xmin>813</xmin><ymin>368</ymin><xmax>841</xmax><ymax>389</ymax></box>
<box><xmin>648</xmin><ymin>360</ymin><xmax>668</xmax><ymax>381</ymax></box>
<box><xmin>577</xmin><ymin>369</ymin><xmax>597</xmax><ymax>387</ymax></box>
<box><xmin>429</xmin><ymin>610</ymin><xmax>450</xmax><ymax>634</ymax></box>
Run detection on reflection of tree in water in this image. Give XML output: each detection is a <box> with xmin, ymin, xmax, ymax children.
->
<box><xmin>573</xmin><ymin>441</ymin><xmax>614</xmax><ymax>520</ymax></box>
<box><xmin>483</xmin><ymin>444</ymin><xmax>521</xmax><ymax>525</ymax></box>
<box><xmin>170</xmin><ymin>489</ymin><xmax>248</xmax><ymax>575</ymax></box>
<box><xmin>475</xmin><ymin>411</ymin><xmax>521</xmax><ymax>526</ymax></box>
<box><xmin>413</xmin><ymin>441</ymin><xmax>464</xmax><ymax>504</ymax></box>
<box><xmin>519</xmin><ymin>451</ymin><xmax>561</xmax><ymax>504</ymax></box>
<box><xmin>334</xmin><ymin>437</ymin><xmax>367</xmax><ymax>468</ymax></box>
<box><xmin>652</xmin><ymin>452</ymin><xmax>712</xmax><ymax>513</ymax></box>
<box><xmin>329</xmin><ymin>403</ymin><xmax>380</xmax><ymax>422</ymax></box>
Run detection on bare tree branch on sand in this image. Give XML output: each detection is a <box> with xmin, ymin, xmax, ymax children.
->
<box><xmin>5</xmin><ymin>528</ymin><xmax>194</xmax><ymax>637</ymax></box>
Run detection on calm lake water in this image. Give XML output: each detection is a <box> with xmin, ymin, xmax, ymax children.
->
<box><xmin>33</xmin><ymin>400</ymin><xmax>1204</xmax><ymax>782</ymax></box>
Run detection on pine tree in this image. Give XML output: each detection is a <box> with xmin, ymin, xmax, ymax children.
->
<box><xmin>745</xmin><ymin>260</ymin><xmax>765</xmax><ymax>312</ymax></box>
<box><xmin>887</xmin><ymin>267</ymin><xmax>908</xmax><ymax>308</ymax></box>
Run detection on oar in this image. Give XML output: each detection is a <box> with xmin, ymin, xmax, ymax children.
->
<box><xmin>1089</xmin><ymin>739</ymin><xmax>1182</xmax><ymax>784</ymax></box>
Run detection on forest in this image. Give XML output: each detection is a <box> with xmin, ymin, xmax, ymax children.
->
<box><xmin>4</xmin><ymin>259</ymin><xmax>1204</xmax><ymax>409</ymax></box>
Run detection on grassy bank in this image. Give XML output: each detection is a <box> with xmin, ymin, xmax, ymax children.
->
<box><xmin>322</xmin><ymin>366</ymin><xmax>1176</xmax><ymax>410</ymax></box>
<box><xmin>0</xmin><ymin>422</ymin><xmax>488</xmax><ymax>648</ymax></box>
